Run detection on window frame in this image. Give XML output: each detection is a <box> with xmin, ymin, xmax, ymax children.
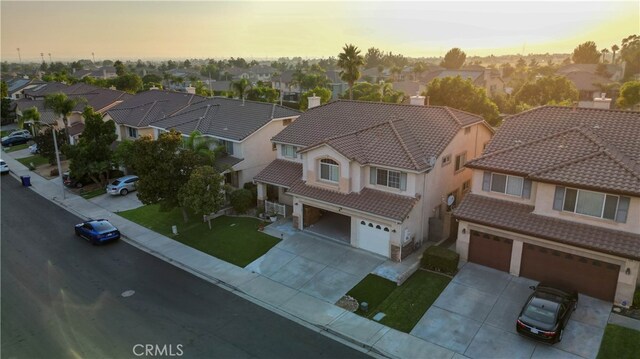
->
<box><xmin>562</xmin><ymin>187</ymin><xmax>619</xmax><ymax>220</ymax></box>
<box><xmin>282</xmin><ymin>144</ymin><xmax>296</xmax><ymax>158</ymax></box>
<box><xmin>374</xmin><ymin>168</ymin><xmax>402</xmax><ymax>189</ymax></box>
<box><xmin>490</xmin><ymin>173</ymin><xmax>524</xmax><ymax>197</ymax></box>
<box><xmin>319</xmin><ymin>158</ymin><xmax>339</xmax><ymax>183</ymax></box>
<box><xmin>128</xmin><ymin>127</ymin><xmax>138</xmax><ymax>138</ymax></box>
<box><xmin>454</xmin><ymin>152</ymin><xmax>467</xmax><ymax>172</ymax></box>
<box><xmin>441</xmin><ymin>154</ymin><xmax>451</xmax><ymax>166</ymax></box>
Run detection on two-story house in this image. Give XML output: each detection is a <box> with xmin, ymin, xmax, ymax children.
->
<box><xmin>148</xmin><ymin>97</ymin><xmax>301</xmax><ymax>188</ymax></box>
<box><xmin>454</xmin><ymin>106</ymin><xmax>640</xmax><ymax>306</ymax></box>
<box><xmin>254</xmin><ymin>98</ymin><xmax>493</xmax><ymax>261</ymax></box>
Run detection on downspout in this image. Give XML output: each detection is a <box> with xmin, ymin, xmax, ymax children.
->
<box><xmin>419</xmin><ymin>166</ymin><xmax>432</xmax><ymax>247</ymax></box>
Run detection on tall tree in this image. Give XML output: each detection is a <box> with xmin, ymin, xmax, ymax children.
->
<box><xmin>616</xmin><ymin>81</ymin><xmax>640</xmax><ymax>109</ymax></box>
<box><xmin>440</xmin><ymin>48</ymin><xmax>467</xmax><ymax>69</ymax></box>
<box><xmin>184</xmin><ymin>130</ymin><xmax>221</xmax><ymax>164</ymax></box>
<box><xmin>571</xmin><ymin>41</ymin><xmax>601</xmax><ymax>64</ymax></box>
<box><xmin>34</xmin><ymin>127</ymin><xmax>67</xmax><ymax>165</ymax></box>
<box><xmin>231</xmin><ymin>78</ymin><xmax>251</xmax><ymax>99</ymax></box>
<box><xmin>1</xmin><ymin>80</ymin><xmax>7</xmax><ymax>98</ymax></box>
<box><xmin>112</xmin><ymin>73</ymin><xmax>143</xmax><ymax>93</ymax></box>
<box><xmin>412</xmin><ymin>62</ymin><xmax>427</xmax><ymax>81</ymax></box>
<box><xmin>600</xmin><ymin>48</ymin><xmax>610</xmax><ymax>63</ymax></box>
<box><xmin>44</xmin><ymin>92</ymin><xmax>83</xmax><ymax>138</ymax></box>
<box><xmin>246</xmin><ymin>85</ymin><xmax>279</xmax><ymax>103</ymax></box>
<box><xmin>620</xmin><ymin>34</ymin><xmax>640</xmax><ymax>79</ymax></box>
<box><xmin>63</xmin><ymin>107</ymin><xmax>118</xmax><ymax>186</ymax></box>
<box><xmin>514</xmin><ymin>76</ymin><xmax>579</xmax><ymax>107</ymax></box>
<box><xmin>364</xmin><ymin>47</ymin><xmax>384</xmax><ymax>69</ymax></box>
<box><xmin>424</xmin><ymin>76</ymin><xmax>500</xmax><ymax>126</ymax></box>
<box><xmin>178</xmin><ymin>165</ymin><xmax>225</xmax><ymax>219</ymax></box>
<box><xmin>18</xmin><ymin>107</ymin><xmax>40</xmax><ymax>134</ymax></box>
<box><xmin>611</xmin><ymin>44</ymin><xmax>619</xmax><ymax>64</ymax></box>
<box><xmin>337</xmin><ymin>44</ymin><xmax>364</xmax><ymax>100</ymax></box>
<box><xmin>114</xmin><ymin>60</ymin><xmax>126</xmax><ymax>76</ymax></box>
<box><xmin>344</xmin><ymin>82</ymin><xmax>405</xmax><ymax>104</ymax></box>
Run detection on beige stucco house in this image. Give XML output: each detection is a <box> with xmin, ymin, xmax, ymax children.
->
<box><xmin>454</xmin><ymin>106</ymin><xmax>640</xmax><ymax>306</ymax></box>
<box><xmin>254</xmin><ymin>98</ymin><xmax>493</xmax><ymax>261</ymax></box>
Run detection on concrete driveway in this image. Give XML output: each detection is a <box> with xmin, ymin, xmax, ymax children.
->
<box><xmin>411</xmin><ymin>263</ymin><xmax>611</xmax><ymax>359</ymax></box>
<box><xmin>245</xmin><ymin>232</ymin><xmax>386</xmax><ymax>304</ymax></box>
<box><xmin>88</xmin><ymin>192</ymin><xmax>144</xmax><ymax>213</ymax></box>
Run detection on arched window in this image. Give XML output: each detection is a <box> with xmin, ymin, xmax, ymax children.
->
<box><xmin>360</xmin><ymin>221</ymin><xmax>366</xmax><ymax>225</ymax></box>
<box><xmin>376</xmin><ymin>225</ymin><xmax>382</xmax><ymax>229</ymax></box>
<box><xmin>320</xmin><ymin>158</ymin><xmax>339</xmax><ymax>182</ymax></box>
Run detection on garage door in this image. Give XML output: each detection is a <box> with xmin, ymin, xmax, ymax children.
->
<box><xmin>520</xmin><ymin>243</ymin><xmax>620</xmax><ymax>301</ymax></box>
<box><xmin>469</xmin><ymin>230</ymin><xmax>513</xmax><ymax>272</ymax></box>
<box><xmin>357</xmin><ymin>220</ymin><xmax>390</xmax><ymax>257</ymax></box>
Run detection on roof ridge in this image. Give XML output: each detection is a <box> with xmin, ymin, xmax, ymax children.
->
<box><xmin>388</xmin><ymin>120</ymin><xmax>421</xmax><ymax>170</ymax></box>
<box><xmin>301</xmin><ymin>117</ymin><xmax>395</xmax><ymax>152</ymax></box>
<box><xmin>443</xmin><ymin>106</ymin><xmax>463</xmax><ymax>126</ymax></box>
<box><xmin>530</xmin><ymin>150</ymin><xmax>603</xmax><ymax>177</ymax></box>
<box><xmin>577</xmin><ymin>126</ymin><xmax>640</xmax><ymax>175</ymax></box>
<box><xmin>138</xmin><ymin>100</ymin><xmax>159</xmax><ymax>127</ymax></box>
<box><xmin>601</xmin><ymin>149</ymin><xmax>640</xmax><ymax>181</ymax></box>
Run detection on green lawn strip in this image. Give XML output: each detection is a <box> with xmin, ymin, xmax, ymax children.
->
<box><xmin>596</xmin><ymin>324</ymin><xmax>640</xmax><ymax>359</ymax></box>
<box><xmin>1</xmin><ymin>130</ymin><xmax>11</xmax><ymax>137</ymax></box>
<box><xmin>16</xmin><ymin>155</ymin><xmax>49</xmax><ymax>168</ymax></box>
<box><xmin>4</xmin><ymin>143</ymin><xmax>30</xmax><ymax>153</ymax></box>
<box><xmin>119</xmin><ymin>204</ymin><xmax>279</xmax><ymax>267</ymax></box>
<box><xmin>346</xmin><ymin>274</ymin><xmax>397</xmax><ymax>315</ymax></box>
<box><xmin>375</xmin><ymin>270</ymin><xmax>451</xmax><ymax>332</ymax></box>
<box><xmin>81</xmin><ymin>188</ymin><xmax>106</xmax><ymax>199</ymax></box>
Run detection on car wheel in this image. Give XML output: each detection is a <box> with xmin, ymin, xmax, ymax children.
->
<box><xmin>120</xmin><ymin>188</ymin><xmax>128</xmax><ymax>196</ymax></box>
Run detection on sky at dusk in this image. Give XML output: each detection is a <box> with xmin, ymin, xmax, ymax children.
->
<box><xmin>1</xmin><ymin>0</ymin><xmax>638</xmax><ymax>62</ymax></box>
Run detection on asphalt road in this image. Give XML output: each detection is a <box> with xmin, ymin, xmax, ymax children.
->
<box><xmin>1</xmin><ymin>175</ymin><xmax>370</xmax><ymax>359</ymax></box>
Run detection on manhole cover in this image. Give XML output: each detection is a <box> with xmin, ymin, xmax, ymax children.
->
<box><xmin>121</xmin><ymin>290</ymin><xmax>135</xmax><ymax>297</ymax></box>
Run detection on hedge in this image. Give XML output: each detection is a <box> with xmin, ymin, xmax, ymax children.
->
<box><xmin>420</xmin><ymin>246</ymin><xmax>459</xmax><ymax>275</ymax></box>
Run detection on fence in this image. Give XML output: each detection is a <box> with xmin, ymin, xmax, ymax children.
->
<box><xmin>265</xmin><ymin>200</ymin><xmax>287</xmax><ymax>217</ymax></box>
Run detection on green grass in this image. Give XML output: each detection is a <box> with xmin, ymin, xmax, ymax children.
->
<box><xmin>118</xmin><ymin>204</ymin><xmax>279</xmax><ymax>267</ymax></box>
<box><xmin>347</xmin><ymin>274</ymin><xmax>397</xmax><ymax>315</ymax></box>
<box><xmin>81</xmin><ymin>188</ymin><xmax>106</xmax><ymax>199</ymax></box>
<box><xmin>596</xmin><ymin>324</ymin><xmax>640</xmax><ymax>359</ymax></box>
<box><xmin>3</xmin><ymin>143</ymin><xmax>30</xmax><ymax>153</ymax></box>
<box><xmin>16</xmin><ymin>155</ymin><xmax>50</xmax><ymax>168</ymax></box>
<box><xmin>0</xmin><ymin>130</ymin><xmax>10</xmax><ymax>137</ymax></box>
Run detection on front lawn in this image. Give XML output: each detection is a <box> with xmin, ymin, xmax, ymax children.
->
<box><xmin>17</xmin><ymin>155</ymin><xmax>49</xmax><ymax>168</ymax></box>
<box><xmin>346</xmin><ymin>270</ymin><xmax>451</xmax><ymax>333</ymax></box>
<box><xmin>4</xmin><ymin>143</ymin><xmax>30</xmax><ymax>153</ymax></box>
<box><xmin>597</xmin><ymin>324</ymin><xmax>640</xmax><ymax>359</ymax></box>
<box><xmin>119</xmin><ymin>204</ymin><xmax>279</xmax><ymax>267</ymax></box>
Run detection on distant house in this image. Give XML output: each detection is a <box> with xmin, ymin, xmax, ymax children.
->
<box><xmin>562</xmin><ymin>71</ymin><xmax>615</xmax><ymax>108</ymax></box>
<box><xmin>5</xmin><ymin>77</ymin><xmax>45</xmax><ymax>100</ymax></box>
<box><xmin>70</xmin><ymin>66</ymin><xmax>118</xmax><ymax>80</ymax></box>
<box><xmin>557</xmin><ymin>63</ymin><xmax>624</xmax><ymax>82</ymax></box>
<box><xmin>392</xmin><ymin>80</ymin><xmax>426</xmax><ymax>97</ymax></box>
<box><xmin>148</xmin><ymin>97</ymin><xmax>301</xmax><ymax>188</ymax></box>
<box><xmin>455</xmin><ymin>106</ymin><xmax>640</xmax><ymax>306</ymax></box>
<box><xmin>271</xmin><ymin>70</ymin><xmax>302</xmax><ymax>102</ymax></box>
<box><xmin>250</xmin><ymin>65</ymin><xmax>277</xmax><ymax>82</ymax></box>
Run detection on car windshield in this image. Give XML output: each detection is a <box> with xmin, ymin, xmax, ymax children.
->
<box><xmin>92</xmin><ymin>221</ymin><xmax>116</xmax><ymax>232</ymax></box>
<box><xmin>111</xmin><ymin>180</ymin><xmax>121</xmax><ymax>186</ymax></box>
<box><xmin>1</xmin><ymin>161</ymin><xmax>6</xmax><ymax>165</ymax></box>
<box><xmin>523</xmin><ymin>298</ymin><xmax>558</xmax><ymax>324</ymax></box>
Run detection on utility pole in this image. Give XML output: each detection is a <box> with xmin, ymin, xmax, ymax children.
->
<box><xmin>16</xmin><ymin>48</ymin><xmax>21</xmax><ymax>63</ymax></box>
<box><xmin>92</xmin><ymin>52</ymin><xmax>95</xmax><ymax>63</ymax></box>
<box><xmin>48</xmin><ymin>53</ymin><xmax>52</xmax><ymax>63</ymax></box>
<box><xmin>40</xmin><ymin>52</ymin><xmax>45</xmax><ymax>63</ymax></box>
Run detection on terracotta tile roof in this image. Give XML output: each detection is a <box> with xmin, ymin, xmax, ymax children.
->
<box><xmin>107</xmin><ymin>90</ymin><xmax>206</xmax><ymax>127</ymax></box>
<box><xmin>288</xmin><ymin>181</ymin><xmax>419</xmax><ymax>221</ymax></box>
<box><xmin>454</xmin><ymin>194</ymin><xmax>640</xmax><ymax>261</ymax></box>
<box><xmin>215</xmin><ymin>155</ymin><xmax>244</xmax><ymax>171</ymax></box>
<box><xmin>468</xmin><ymin>106</ymin><xmax>640</xmax><ymax>196</ymax></box>
<box><xmin>253</xmin><ymin>159</ymin><xmax>302</xmax><ymax>188</ymax></box>
<box><xmin>274</xmin><ymin>100</ymin><xmax>487</xmax><ymax>171</ymax></box>
<box><xmin>149</xmin><ymin>97</ymin><xmax>300</xmax><ymax>141</ymax></box>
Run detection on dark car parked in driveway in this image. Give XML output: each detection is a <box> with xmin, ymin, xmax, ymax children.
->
<box><xmin>1</xmin><ymin>134</ymin><xmax>30</xmax><ymax>147</ymax></box>
<box><xmin>74</xmin><ymin>219</ymin><xmax>120</xmax><ymax>245</ymax></box>
<box><xmin>516</xmin><ymin>283</ymin><xmax>578</xmax><ymax>343</ymax></box>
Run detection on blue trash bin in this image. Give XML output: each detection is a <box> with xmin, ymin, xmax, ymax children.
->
<box><xmin>21</xmin><ymin>175</ymin><xmax>31</xmax><ymax>187</ymax></box>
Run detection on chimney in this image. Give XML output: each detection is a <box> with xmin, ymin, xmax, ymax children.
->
<box><xmin>410</xmin><ymin>95</ymin><xmax>425</xmax><ymax>106</ymax></box>
<box><xmin>185</xmin><ymin>85</ymin><xmax>196</xmax><ymax>94</ymax></box>
<box><xmin>307</xmin><ymin>93</ymin><xmax>321</xmax><ymax>109</ymax></box>
<box><xmin>593</xmin><ymin>94</ymin><xmax>612</xmax><ymax>110</ymax></box>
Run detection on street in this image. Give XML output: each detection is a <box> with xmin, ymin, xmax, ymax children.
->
<box><xmin>1</xmin><ymin>175</ymin><xmax>370</xmax><ymax>359</ymax></box>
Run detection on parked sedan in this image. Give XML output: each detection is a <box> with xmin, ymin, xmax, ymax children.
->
<box><xmin>106</xmin><ymin>175</ymin><xmax>138</xmax><ymax>196</ymax></box>
<box><xmin>0</xmin><ymin>159</ymin><xmax>9</xmax><ymax>174</ymax></box>
<box><xmin>1</xmin><ymin>134</ymin><xmax>30</xmax><ymax>147</ymax></box>
<box><xmin>74</xmin><ymin>219</ymin><xmax>121</xmax><ymax>245</ymax></box>
<box><xmin>516</xmin><ymin>283</ymin><xmax>578</xmax><ymax>343</ymax></box>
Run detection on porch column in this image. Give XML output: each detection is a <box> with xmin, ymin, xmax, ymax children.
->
<box><xmin>256</xmin><ymin>182</ymin><xmax>266</xmax><ymax>208</ymax></box>
<box><xmin>509</xmin><ymin>240</ymin><xmax>523</xmax><ymax>276</ymax></box>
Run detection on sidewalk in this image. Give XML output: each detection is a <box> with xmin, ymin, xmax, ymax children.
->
<box><xmin>1</xmin><ymin>153</ymin><xmax>456</xmax><ymax>359</ymax></box>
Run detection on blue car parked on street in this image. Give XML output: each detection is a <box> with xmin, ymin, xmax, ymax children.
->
<box><xmin>74</xmin><ymin>219</ymin><xmax>121</xmax><ymax>245</ymax></box>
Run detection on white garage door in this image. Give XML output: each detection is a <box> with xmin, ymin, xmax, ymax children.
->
<box><xmin>357</xmin><ymin>220</ymin><xmax>391</xmax><ymax>257</ymax></box>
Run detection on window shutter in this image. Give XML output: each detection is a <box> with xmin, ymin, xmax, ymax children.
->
<box><xmin>616</xmin><ymin>196</ymin><xmax>630</xmax><ymax>223</ymax></box>
<box><xmin>482</xmin><ymin>171</ymin><xmax>491</xmax><ymax>191</ymax></box>
<box><xmin>553</xmin><ymin>186</ymin><xmax>565</xmax><ymax>210</ymax></box>
<box><xmin>400</xmin><ymin>173</ymin><xmax>407</xmax><ymax>191</ymax></box>
<box><xmin>370</xmin><ymin>167</ymin><xmax>377</xmax><ymax>185</ymax></box>
<box><xmin>522</xmin><ymin>179</ymin><xmax>532</xmax><ymax>199</ymax></box>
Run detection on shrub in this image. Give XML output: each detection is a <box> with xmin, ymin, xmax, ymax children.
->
<box><xmin>243</xmin><ymin>182</ymin><xmax>257</xmax><ymax>205</ymax></box>
<box><xmin>420</xmin><ymin>246</ymin><xmax>459</xmax><ymax>275</ymax></box>
<box><xmin>229</xmin><ymin>188</ymin><xmax>253</xmax><ymax>214</ymax></box>
<box><xmin>632</xmin><ymin>286</ymin><xmax>640</xmax><ymax>309</ymax></box>
<box><xmin>50</xmin><ymin>168</ymin><xmax>59</xmax><ymax>176</ymax></box>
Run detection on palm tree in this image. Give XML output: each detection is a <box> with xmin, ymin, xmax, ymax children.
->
<box><xmin>19</xmin><ymin>106</ymin><xmax>40</xmax><ymax>135</ymax></box>
<box><xmin>611</xmin><ymin>44</ymin><xmax>619</xmax><ymax>64</ymax></box>
<box><xmin>44</xmin><ymin>92</ymin><xmax>83</xmax><ymax>138</ymax></box>
<box><xmin>230</xmin><ymin>78</ymin><xmax>251</xmax><ymax>99</ymax></box>
<box><xmin>184</xmin><ymin>130</ymin><xmax>220</xmax><ymax>163</ymax></box>
<box><xmin>600</xmin><ymin>48</ymin><xmax>610</xmax><ymax>63</ymax></box>
<box><xmin>337</xmin><ymin>44</ymin><xmax>364</xmax><ymax>100</ymax></box>
<box><xmin>412</xmin><ymin>62</ymin><xmax>426</xmax><ymax>81</ymax></box>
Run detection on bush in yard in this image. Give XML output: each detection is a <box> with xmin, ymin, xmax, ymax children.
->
<box><xmin>243</xmin><ymin>182</ymin><xmax>257</xmax><ymax>205</ymax></box>
<box><xmin>230</xmin><ymin>188</ymin><xmax>253</xmax><ymax>214</ymax></box>
<box><xmin>420</xmin><ymin>246</ymin><xmax>459</xmax><ymax>275</ymax></box>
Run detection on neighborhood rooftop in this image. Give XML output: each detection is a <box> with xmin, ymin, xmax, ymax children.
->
<box><xmin>272</xmin><ymin>100</ymin><xmax>488</xmax><ymax>171</ymax></box>
<box><xmin>149</xmin><ymin>97</ymin><xmax>301</xmax><ymax>141</ymax></box>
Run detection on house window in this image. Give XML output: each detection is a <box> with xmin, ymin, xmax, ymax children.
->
<box><xmin>454</xmin><ymin>152</ymin><xmax>467</xmax><ymax>172</ymax></box>
<box><xmin>563</xmin><ymin>188</ymin><xmax>618</xmax><ymax>220</ymax></box>
<box><xmin>442</xmin><ymin>154</ymin><xmax>451</xmax><ymax>166</ymax></box>
<box><xmin>128</xmin><ymin>127</ymin><xmax>138</xmax><ymax>138</ymax></box>
<box><xmin>462</xmin><ymin>180</ymin><xmax>471</xmax><ymax>193</ymax></box>
<box><xmin>490</xmin><ymin>173</ymin><xmax>523</xmax><ymax>196</ymax></box>
<box><xmin>221</xmin><ymin>140</ymin><xmax>234</xmax><ymax>155</ymax></box>
<box><xmin>282</xmin><ymin>144</ymin><xmax>296</xmax><ymax>158</ymax></box>
<box><xmin>319</xmin><ymin>158</ymin><xmax>339</xmax><ymax>182</ymax></box>
<box><xmin>371</xmin><ymin>167</ymin><xmax>406</xmax><ymax>190</ymax></box>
